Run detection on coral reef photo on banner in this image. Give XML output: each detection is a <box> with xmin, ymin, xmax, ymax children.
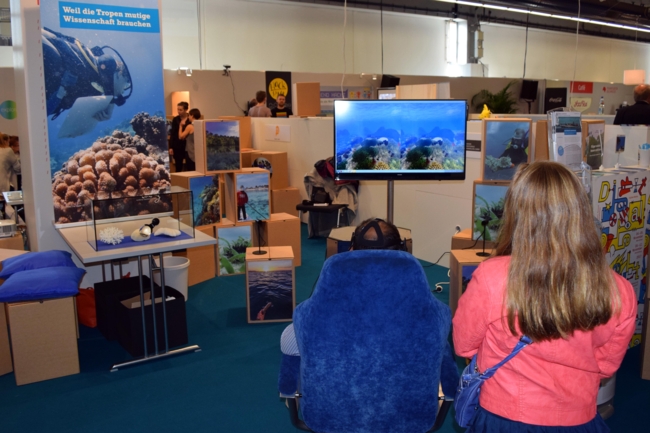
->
<box><xmin>482</xmin><ymin>119</ymin><xmax>531</xmax><ymax>181</ymax></box>
<box><xmin>189</xmin><ymin>175</ymin><xmax>221</xmax><ymax>226</ymax></box>
<box><xmin>205</xmin><ymin>121</ymin><xmax>240</xmax><ymax>172</ymax></box>
<box><xmin>217</xmin><ymin>226</ymin><xmax>252</xmax><ymax>276</ymax></box>
<box><xmin>247</xmin><ymin>259</ymin><xmax>294</xmax><ymax>322</ymax></box>
<box><xmin>41</xmin><ymin>0</ymin><xmax>169</xmax><ymax>224</ymax></box>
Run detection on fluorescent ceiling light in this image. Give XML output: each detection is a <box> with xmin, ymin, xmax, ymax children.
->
<box><xmin>434</xmin><ymin>0</ymin><xmax>650</xmax><ymax>34</ymax></box>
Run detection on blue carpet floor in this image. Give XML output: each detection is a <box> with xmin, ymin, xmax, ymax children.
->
<box><xmin>0</xmin><ymin>224</ymin><xmax>649</xmax><ymax>432</ymax></box>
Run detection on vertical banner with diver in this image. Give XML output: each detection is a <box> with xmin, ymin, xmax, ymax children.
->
<box><xmin>41</xmin><ymin>0</ymin><xmax>170</xmax><ymax>224</ymax></box>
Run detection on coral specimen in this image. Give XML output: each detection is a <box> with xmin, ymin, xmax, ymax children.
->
<box><xmin>99</xmin><ymin>227</ymin><xmax>124</xmax><ymax>245</ymax></box>
<box><xmin>153</xmin><ymin>227</ymin><xmax>181</xmax><ymax>237</ymax></box>
<box><xmin>52</xmin><ymin>113</ymin><xmax>171</xmax><ymax>224</ymax></box>
<box><xmin>485</xmin><ymin>155</ymin><xmax>513</xmax><ymax>172</ymax></box>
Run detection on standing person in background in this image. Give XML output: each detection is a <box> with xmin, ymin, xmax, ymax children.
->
<box><xmin>271</xmin><ymin>94</ymin><xmax>293</xmax><ymax>118</ymax></box>
<box><xmin>237</xmin><ymin>185</ymin><xmax>248</xmax><ymax>220</ymax></box>
<box><xmin>8</xmin><ymin>136</ymin><xmax>20</xmax><ymax>191</ymax></box>
<box><xmin>248</xmin><ymin>91</ymin><xmax>271</xmax><ymax>117</ymax></box>
<box><xmin>453</xmin><ymin>161</ymin><xmax>637</xmax><ymax>432</ymax></box>
<box><xmin>169</xmin><ymin>102</ymin><xmax>190</xmax><ymax>171</ymax></box>
<box><xmin>0</xmin><ymin>133</ymin><xmax>20</xmax><ymax>197</ymax></box>
<box><xmin>179</xmin><ymin>108</ymin><xmax>201</xmax><ymax>172</ymax></box>
<box><xmin>613</xmin><ymin>84</ymin><xmax>650</xmax><ymax>125</ymax></box>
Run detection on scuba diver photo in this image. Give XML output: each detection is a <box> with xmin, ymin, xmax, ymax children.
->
<box><xmin>482</xmin><ymin>119</ymin><xmax>532</xmax><ymax>181</ymax></box>
<box><xmin>40</xmin><ymin>0</ymin><xmax>170</xmax><ymax>225</ymax></box>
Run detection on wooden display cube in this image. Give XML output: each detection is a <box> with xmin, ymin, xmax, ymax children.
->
<box><xmin>249</xmin><ymin>151</ymin><xmax>289</xmax><ymax>190</ymax></box>
<box><xmin>272</xmin><ymin>187</ymin><xmax>301</xmax><ymax>217</ymax></box>
<box><xmin>218</xmin><ymin>116</ymin><xmax>252</xmax><ymax>149</ymax></box>
<box><xmin>193</xmin><ymin>119</ymin><xmax>242</xmax><ymax>174</ymax></box>
<box><xmin>451</xmin><ymin>228</ymin><xmax>496</xmax><ymax>251</ymax></box>
<box><xmin>245</xmin><ymin>246</ymin><xmax>295</xmax><ymax>324</ymax></box>
<box><xmin>173</xmin><ymin>224</ymin><xmax>220</xmax><ymax>286</ymax></box>
<box><xmin>216</xmin><ymin>222</ymin><xmax>251</xmax><ymax>276</ymax></box>
<box><xmin>292</xmin><ymin>82</ymin><xmax>321</xmax><ymax>116</ymax></box>
<box><xmin>449</xmin><ymin>250</ymin><xmax>491</xmax><ymax>316</ymax></box>
<box><xmin>241</xmin><ymin>148</ymin><xmax>255</xmax><ymax>168</ymax></box>
<box><xmin>224</xmin><ymin>168</ymin><xmax>271</xmax><ymax>225</ymax></box>
<box><xmin>6</xmin><ymin>297</ymin><xmax>80</xmax><ymax>385</ymax></box>
<box><xmin>260</xmin><ymin>213</ymin><xmax>301</xmax><ymax>266</ymax></box>
<box><xmin>171</xmin><ymin>172</ymin><xmax>223</xmax><ymax>225</ymax></box>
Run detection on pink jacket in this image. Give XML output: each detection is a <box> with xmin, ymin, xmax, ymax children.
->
<box><xmin>453</xmin><ymin>256</ymin><xmax>637</xmax><ymax>426</ymax></box>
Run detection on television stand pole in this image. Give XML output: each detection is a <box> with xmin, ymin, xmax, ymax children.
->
<box><xmin>387</xmin><ymin>180</ymin><xmax>394</xmax><ymax>223</ymax></box>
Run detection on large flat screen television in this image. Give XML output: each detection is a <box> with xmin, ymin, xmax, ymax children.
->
<box><xmin>334</xmin><ymin>99</ymin><xmax>468</xmax><ymax>181</ymax></box>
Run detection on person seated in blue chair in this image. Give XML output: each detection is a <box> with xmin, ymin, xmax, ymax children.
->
<box><xmin>278</xmin><ymin>218</ymin><xmax>459</xmax><ymax>432</ymax></box>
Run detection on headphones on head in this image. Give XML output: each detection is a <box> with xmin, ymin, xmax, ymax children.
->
<box><xmin>349</xmin><ymin>218</ymin><xmax>407</xmax><ymax>251</ymax></box>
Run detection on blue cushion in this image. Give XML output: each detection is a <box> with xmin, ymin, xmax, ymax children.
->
<box><xmin>0</xmin><ymin>250</ymin><xmax>77</xmax><ymax>279</ymax></box>
<box><xmin>0</xmin><ymin>266</ymin><xmax>85</xmax><ymax>303</ymax></box>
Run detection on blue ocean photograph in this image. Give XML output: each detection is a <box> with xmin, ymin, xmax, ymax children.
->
<box><xmin>189</xmin><ymin>175</ymin><xmax>221</xmax><ymax>226</ymax></box>
<box><xmin>218</xmin><ymin>226</ymin><xmax>252</xmax><ymax>275</ymax></box>
<box><xmin>483</xmin><ymin>120</ymin><xmax>531</xmax><ymax>181</ymax></box>
<box><xmin>41</xmin><ymin>0</ymin><xmax>170</xmax><ymax>224</ymax></box>
<box><xmin>205</xmin><ymin>121</ymin><xmax>240</xmax><ymax>172</ymax></box>
<box><xmin>473</xmin><ymin>183</ymin><xmax>509</xmax><ymax>241</ymax></box>
<box><xmin>236</xmin><ymin>173</ymin><xmax>270</xmax><ymax>222</ymax></box>
<box><xmin>247</xmin><ymin>259</ymin><xmax>294</xmax><ymax>322</ymax></box>
<box><xmin>335</xmin><ymin>100</ymin><xmax>466</xmax><ymax>172</ymax></box>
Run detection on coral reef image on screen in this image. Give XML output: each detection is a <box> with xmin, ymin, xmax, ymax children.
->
<box><xmin>248</xmin><ymin>259</ymin><xmax>293</xmax><ymax>322</ymax></box>
<box><xmin>218</xmin><ymin>226</ymin><xmax>252</xmax><ymax>275</ymax></box>
<box><xmin>236</xmin><ymin>173</ymin><xmax>270</xmax><ymax>222</ymax></box>
<box><xmin>473</xmin><ymin>183</ymin><xmax>509</xmax><ymax>241</ymax></box>
<box><xmin>205</xmin><ymin>121</ymin><xmax>240</xmax><ymax>171</ymax></box>
<box><xmin>335</xmin><ymin>100</ymin><xmax>466</xmax><ymax>172</ymax></box>
<box><xmin>483</xmin><ymin>121</ymin><xmax>531</xmax><ymax>181</ymax></box>
<box><xmin>189</xmin><ymin>175</ymin><xmax>221</xmax><ymax>226</ymax></box>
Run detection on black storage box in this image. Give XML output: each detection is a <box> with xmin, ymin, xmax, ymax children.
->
<box><xmin>116</xmin><ymin>286</ymin><xmax>188</xmax><ymax>358</ymax></box>
<box><xmin>95</xmin><ymin>276</ymin><xmax>160</xmax><ymax>341</ymax></box>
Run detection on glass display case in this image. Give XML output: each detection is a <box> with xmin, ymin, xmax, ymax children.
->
<box><xmin>85</xmin><ymin>186</ymin><xmax>195</xmax><ymax>251</ymax></box>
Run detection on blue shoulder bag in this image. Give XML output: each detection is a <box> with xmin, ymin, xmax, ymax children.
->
<box><xmin>454</xmin><ymin>335</ymin><xmax>533</xmax><ymax>428</ymax></box>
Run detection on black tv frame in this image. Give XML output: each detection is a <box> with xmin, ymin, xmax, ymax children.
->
<box><xmin>333</xmin><ymin>99</ymin><xmax>468</xmax><ymax>182</ymax></box>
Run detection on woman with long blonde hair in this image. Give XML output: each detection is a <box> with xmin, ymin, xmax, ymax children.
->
<box><xmin>453</xmin><ymin>161</ymin><xmax>637</xmax><ymax>432</ymax></box>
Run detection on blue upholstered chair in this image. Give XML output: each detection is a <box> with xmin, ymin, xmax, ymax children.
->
<box><xmin>279</xmin><ymin>250</ymin><xmax>459</xmax><ymax>433</ymax></box>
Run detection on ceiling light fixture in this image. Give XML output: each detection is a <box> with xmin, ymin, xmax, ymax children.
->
<box><xmin>435</xmin><ymin>0</ymin><xmax>650</xmax><ymax>34</ymax></box>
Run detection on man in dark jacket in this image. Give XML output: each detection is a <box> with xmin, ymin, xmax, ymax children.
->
<box><xmin>169</xmin><ymin>102</ymin><xmax>189</xmax><ymax>171</ymax></box>
<box><xmin>614</xmin><ymin>84</ymin><xmax>650</xmax><ymax>125</ymax></box>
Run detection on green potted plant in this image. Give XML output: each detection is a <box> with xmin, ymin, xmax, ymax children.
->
<box><xmin>471</xmin><ymin>80</ymin><xmax>519</xmax><ymax>113</ymax></box>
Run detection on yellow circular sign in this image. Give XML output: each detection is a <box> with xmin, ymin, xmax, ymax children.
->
<box><xmin>268</xmin><ymin>78</ymin><xmax>289</xmax><ymax>100</ymax></box>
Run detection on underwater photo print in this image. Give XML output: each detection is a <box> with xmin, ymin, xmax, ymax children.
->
<box><xmin>235</xmin><ymin>172</ymin><xmax>270</xmax><ymax>222</ymax></box>
<box><xmin>482</xmin><ymin>119</ymin><xmax>532</xmax><ymax>181</ymax></box>
<box><xmin>189</xmin><ymin>175</ymin><xmax>221</xmax><ymax>226</ymax></box>
<box><xmin>205</xmin><ymin>121</ymin><xmax>240</xmax><ymax>172</ymax></box>
<box><xmin>247</xmin><ymin>259</ymin><xmax>294</xmax><ymax>323</ymax></box>
<box><xmin>334</xmin><ymin>100</ymin><xmax>466</xmax><ymax>173</ymax></box>
<box><xmin>472</xmin><ymin>182</ymin><xmax>509</xmax><ymax>241</ymax></box>
<box><xmin>41</xmin><ymin>0</ymin><xmax>169</xmax><ymax>224</ymax></box>
<box><xmin>217</xmin><ymin>225</ymin><xmax>252</xmax><ymax>276</ymax></box>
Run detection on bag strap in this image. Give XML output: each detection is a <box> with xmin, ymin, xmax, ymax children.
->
<box><xmin>480</xmin><ymin>335</ymin><xmax>532</xmax><ymax>380</ymax></box>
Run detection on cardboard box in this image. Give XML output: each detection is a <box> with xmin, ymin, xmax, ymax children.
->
<box><xmin>6</xmin><ymin>297</ymin><xmax>80</xmax><ymax>385</ymax></box>
<box><xmin>272</xmin><ymin>187</ymin><xmax>301</xmax><ymax>217</ymax></box>
<box><xmin>249</xmin><ymin>151</ymin><xmax>289</xmax><ymax>190</ymax></box>
<box><xmin>218</xmin><ymin>116</ymin><xmax>252</xmax><ymax>149</ymax></box>
<box><xmin>260</xmin><ymin>213</ymin><xmax>301</xmax><ymax>266</ymax></box>
<box><xmin>449</xmin><ymin>250</ymin><xmax>491</xmax><ymax>316</ymax></box>
<box><xmin>95</xmin><ymin>276</ymin><xmax>159</xmax><ymax>341</ymax></box>
<box><xmin>292</xmin><ymin>82</ymin><xmax>321</xmax><ymax>116</ymax></box>
<box><xmin>224</xmin><ymin>168</ymin><xmax>271</xmax><ymax>225</ymax></box>
<box><xmin>117</xmin><ymin>287</ymin><xmax>188</xmax><ymax>358</ymax></box>
<box><xmin>245</xmin><ymin>247</ymin><xmax>295</xmax><ymax>324</ymax></box>
<box><xmin>173</xmin><ymin>225</ymin><xmax>218</xmax><ymax>286</ymax></box>
<box><xmin>0</xmin><ymin>303</ymin><xmax>12</xmax><ymax>376</ymax></box>
<box><xmin>0</xmin><ymin>233</ymin><xmax>24</xmax><ymax>251</ymax></box>
<box><xmin>451</xmin><ymin>228</ymin><xmax>496</xmax><ymax>251</ymax></box>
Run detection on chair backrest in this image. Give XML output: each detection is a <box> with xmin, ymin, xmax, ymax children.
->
<box><xmin>294</xmin><ymin>250</ymin><xmax>452</xmax><ymax>433</ymax></box>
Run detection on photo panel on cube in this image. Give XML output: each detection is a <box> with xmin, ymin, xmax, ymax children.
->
<box><xmin>472</xmin><ymin>181</ymin><xmax>509</xmax><ymax>241</ymax></box>
<box><xmin>235</xmin><ymin>172</ymin><xmax>270</xmax><ymax>223</ymax></box>
<box><xmin>217</xmin><ymin>225</ymin><xmax>252</xmax><ymax>276</ymax></box>
<box><xmin>246</xmin><ymin>259</ymin><xmax>295</xmax><ymax>323</ymax></box>
<box><xmin>461</xmin><ymin>265</ymin><xmax>478</xmax><ymax>293</ymax></box>
<box><xmin>482</xmin><ymin>119</ymin><xmax>532</xmax><ymax>182</ymax></box>
<box><xmin>188</xmin><ymin>175</ymin><xmax>221</xmax><ymax>226</ymax></box>
<box><xmin>204</xmin><ymin>121</ymin><xmax>241</xmax><ymax>173</ymax></box>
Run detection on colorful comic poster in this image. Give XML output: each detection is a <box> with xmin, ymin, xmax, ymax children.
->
<box><xmin>41</xmin><ymin>0</ymin><xmax>169</xmax><ymax>224</ymax></box>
